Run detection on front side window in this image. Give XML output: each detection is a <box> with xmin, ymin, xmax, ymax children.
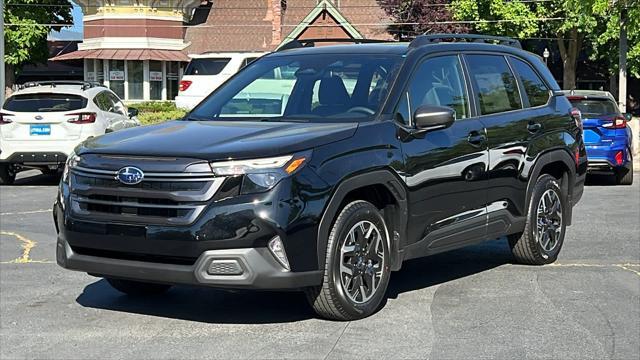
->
<box><xmin>466</xmin><ymin>55</ymin><xmax>522</xmax><ymax>115</ymax></box>
<box><xmin>510</xmin><ymin>57</ymin><xmax>550</xmax><ymax>107</ymax></box>
<box><xmin>190</xmin><ymin>54</ymin><xmax>403</xmax><ymax>122</ymax></box>
<box><xmin>396</xmin><ymin>55</ymin><xmax>469</xmax><ymax>124</ymax></box>
<box><xmin>4</xmin><ymin>94</ymin><xmax>87</xmax><ymax>112</ymax></box>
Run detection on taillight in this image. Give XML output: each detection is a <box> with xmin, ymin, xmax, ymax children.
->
<box><xmin>0</xmin><ymin>112</ymin><xmax>13</xmax><ymax>125</ymax></box>
<box><xmin>615</xmin><ymin>150</ymin><xmax>624</xmax><ymax>165</ymax></box>
<box><xmin>179</xmin><ymin>80</ymin><xmax>192</xmax><ymax>92</ymax></box>
<box><xmin>602</xmin><ymin>116</ymin><xmax>627</xmax><ymax>129</ymax></box>
<box><xmin>570</xmin><ymin>107</ymin><xmax>582</xmax><ymax>130</ymax></box>
<box><xmin>67</xmin><ymin>112</ymin><xmax>96</xmax><ymax>124</ymax></box>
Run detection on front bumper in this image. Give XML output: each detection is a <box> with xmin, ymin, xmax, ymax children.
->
<box><xmin>56</xmin><ymin>235</ymin><xmax>322</xmax><ymax>289</ymax></box>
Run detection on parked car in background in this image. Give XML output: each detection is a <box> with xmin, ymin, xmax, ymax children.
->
<box><xmin>0</xmin><ymin>81</ymin><xmax>139</xmax><ymax>184</ymax></box>
<box><xmin>563</xmin><ymin>90</ymin><xmax>634</xmax><ymax>185</ymax></box>
<box><xmin>175</xmin><ymin>52</ymin><xmax>266</xmax><ymax>110</ymax></box>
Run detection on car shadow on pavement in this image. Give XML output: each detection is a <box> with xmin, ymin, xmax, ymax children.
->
<box><xmin>385</xmin><ymin>238</ymin><xmax>514</xmax><ymax>300</ymax></box>
<box><xmin>76</xmin><ymin>239</ymin><xmax>515</xmax><ymax>324</ymax></box>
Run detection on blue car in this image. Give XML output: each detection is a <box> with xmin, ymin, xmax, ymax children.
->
<box><xmin>565</xmin><ymin>90</ymin><xmax>634</xmax><ymax>185</ymax></box>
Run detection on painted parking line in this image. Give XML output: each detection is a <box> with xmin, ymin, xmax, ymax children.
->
<box><xmin>0</xmin><ymin>230</ymin><xmax>53</xmax><ymax>264</ymax></box>
<box><xmin>0</xmin><ymin>209</ymin><xmax>51</xmax><ymax>216</ymax></box>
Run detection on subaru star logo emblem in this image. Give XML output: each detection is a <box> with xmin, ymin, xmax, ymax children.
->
<box><xmin>117</xmin><ymin>166</ymin><xmax>144</xmax><ymax>185</ymax></box>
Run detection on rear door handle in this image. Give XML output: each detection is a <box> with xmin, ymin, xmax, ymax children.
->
<box><xmin>527</xmin><ymin>122</ymin><xmax>543</xmax><ymax>133</ymax></box>
<box><xmin>467</xmin><ymin>131</ymin><xmax>486</xmax><ymax>146</ymax></box>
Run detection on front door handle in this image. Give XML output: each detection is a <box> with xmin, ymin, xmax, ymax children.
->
<box><xmin>467</xmin><ymin>131</ymin><xmax>486</xmax><ymax>146</ymax></box>
<box><xmin>527</xmin><ymin>122</ymin><xmax>543</xmax><ymax>133</ymax></box>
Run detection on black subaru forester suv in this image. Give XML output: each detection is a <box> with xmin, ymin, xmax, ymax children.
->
<box><xmin>55</xmin><ymin>35</ymin><xmax>586</xmax><ymax>320</ymax></box>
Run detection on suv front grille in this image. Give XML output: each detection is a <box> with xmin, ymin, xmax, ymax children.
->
<box><xmin>69</xmin><ymin>164</ymin><xmax>225</xmax><ymax>226</ymax></box>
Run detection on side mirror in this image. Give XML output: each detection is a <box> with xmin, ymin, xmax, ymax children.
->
<box><xmin>413</xmin><ymin>105</ymin><xmax>455</xmax><ymax>131</ymax></box>
<box><xmin>623</xmin><ymin>113</ymin><xmax>632</xmax><ymax>121</ymax></box>
<box><xmin>128</xmin><ymin>107</ymin><xmax>139</xmax><ymax>118</ymax></box>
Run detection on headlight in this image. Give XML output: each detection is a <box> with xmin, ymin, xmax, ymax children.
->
<box><xmin>62</xmin><ymin>151</ymin><xmax>81</xmax><ymax>183</ymax></box>
<box><xmin>209</xmin><ymin>152</ymin><xmax>309</xmax><ymax>194</ymax></box>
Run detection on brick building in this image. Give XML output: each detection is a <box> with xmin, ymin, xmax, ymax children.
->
<box><xmin>51</xmin><ymin>0</ymin><xmax>393</xmax><ymax>101</ymax></box>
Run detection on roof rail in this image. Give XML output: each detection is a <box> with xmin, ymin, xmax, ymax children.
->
<box><xmin>19</xmin><ymin>81</ymin><xmax>106</xmax><ymax>91</ymax></box>
<box><xmin>409</xmin><ymin>34</ymin><xmax>522</xmax><ymax>49</ymax></box>
<box><xmin>277</xmin><ymin>38</ymin><xmax>396</xmax><ymax>52</ymax></box>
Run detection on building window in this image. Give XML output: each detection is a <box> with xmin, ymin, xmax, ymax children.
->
<box><xmin>167</xmin><ymin>61</ymin><xmax>180</xmax><ymax>101</ymax></box>
<box><xmin>127</xmin><ymin>60</ymin><xmax>144</xmax><ymax>100</ymax></box>
<box><xmin>96</xmin><ymin>59</ymin><xmax>104</xmax><ymax>84</ymax></box>
<box><xmin>149</xmin><ymin>61</ymin><xmax>163</xmax><ymax>100</ymax></box>
<box><xmin>108</xmin><ymin>60</ymin><xmax>125</xmax><ymax>99</ymax></box>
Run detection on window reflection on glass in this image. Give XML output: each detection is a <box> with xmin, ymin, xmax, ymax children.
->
<box><xmin>127</xmin><ymin>61</ymin><xmax>143</xmax><ymax>100</ymax></box>
<box><xmin>96</xmin><ymin>59</ymin><xmax>104</xmax><ymax>84</ymax></box>
<box><xmin>108</xmin><ymin>60</ymin><xmax>125</xmax><ymax>99</ymax></box>
<box><xmin>167</xmin><ymin>61</ymin><xmax>180</xmax><ymax>101</ymax></box>
<box><xmin>149</xmin><ymin>60</ymin><xmax>163</xmax><ymax>100</ymax></box>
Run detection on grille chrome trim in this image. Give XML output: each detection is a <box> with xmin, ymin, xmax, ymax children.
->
<box><xmin>69</xmin><ymin>164</ymin><xmax>225</xmax><ymax>226</ymax></box>
<box><xmin>72</xmin><ymin>166</ymin><xmax>217</xmax><ymax>181</ymax></box>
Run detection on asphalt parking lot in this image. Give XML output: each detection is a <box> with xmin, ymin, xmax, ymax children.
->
<box><xmin>1</xmin><ymin>170</ymin><xmax>639</xmax><ymax>359</ymax></box>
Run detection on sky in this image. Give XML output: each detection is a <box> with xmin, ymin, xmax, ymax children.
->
<box><xmin>71</xmin><ymin>1</ymin><xmax>83</xmax><ymax>34</ymax></box>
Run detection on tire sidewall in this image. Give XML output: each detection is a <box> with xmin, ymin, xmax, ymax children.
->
<box><xmin>528</xmin><ymin>176</ymin><xmax>566</xmax><ymax>262</ymax></box>
<box><xmin>327</xmin><ymin>202</ymin><xmax>391</xmax><ymax>319</ymax></box>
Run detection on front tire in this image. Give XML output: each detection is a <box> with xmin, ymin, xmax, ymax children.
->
<box><xmin>106</xmin><ymin>278</ymin><xmax>172</xmax><ymax>296</ymax></box>
<box><xmin>508</xmin><ymin>174</ymin><xmax>566</xmax><ymax>265</ymax></box>
<box><xmin>305</xmin><ymin>200</ymin><xmax>391</xmax><ymax>320</ymax></box>
<box><xmin>0</xmin><ymin>164</ymin><xmax>16</xmax><ymax>185</ymax></box>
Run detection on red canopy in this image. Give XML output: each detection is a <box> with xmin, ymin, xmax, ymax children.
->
<box><xmin>50</xmin><ymin>49</ymin><xmax>190</xmax><ymax>62</ymax></box>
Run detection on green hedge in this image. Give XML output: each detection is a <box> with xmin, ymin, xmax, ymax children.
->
<box><xmin>130</xmin><ymin>102</ymin><xmax>186</xmax><ymax>125</ymax></box>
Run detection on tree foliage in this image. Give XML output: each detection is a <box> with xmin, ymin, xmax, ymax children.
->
<box><xmin>377</xmin><ymin>0</ymin><xmax>469</xmax><ymax>39</ymax></box>
<box><xmin>449</xmin><ymin>0</ymin><xmax>640</xmax><ymax>87</ymax></box>
<box><xmin>4</xmin><ymin>0</ymin><xmax>73</xmax><ymax>68</ymax></box>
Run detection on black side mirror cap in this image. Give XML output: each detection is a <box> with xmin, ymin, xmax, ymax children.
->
<box><xmin>128</xmin><ymin>107</ymin><xmax>139</xmax><ymax>118</ymax></box>
<box><xmin>413</xmin><ymin>105</ymin><xmax>455</xmax><ymax>131</ymax></box>
<box><xmin>624</xmin><ymin>113</ymin><xmax>632</xmax><ymax>121</ymax></box>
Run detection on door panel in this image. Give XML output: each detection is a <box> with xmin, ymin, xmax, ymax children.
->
<box><xmin>401</xmin><ymin>120</ymin><xmax>489</xmax><ymax>254</ymax></box>
<box><xmin>396</xmin><ymin>55</ymin><xmax>489</xmax><ymax>256</ymax></box>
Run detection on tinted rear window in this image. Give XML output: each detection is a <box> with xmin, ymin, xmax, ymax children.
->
<box><xmin>569</xmin><ymin>98</ymin><xmax>619</xmax><ymax>116</ymax></box>
<box><xmin>3</xmin><ymin>93</ymin><xmax>87</xmax><ymax>112</ymax></box>
<box><xmin>184</xmin><ymin>58</ymin><xmax>231</xmax><ymax>75</ymax></box>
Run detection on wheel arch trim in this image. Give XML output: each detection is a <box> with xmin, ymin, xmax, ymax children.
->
<box><xmin>316</xmin><ymin>169</ymin><xmax>408</xmax><ymax>272</ymax></box>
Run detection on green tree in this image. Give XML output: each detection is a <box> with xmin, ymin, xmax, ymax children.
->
<box><xmin>590</xmin><ymin>0</ymin><xmax>640</xmax><ymax>79</ymax></box>
<box><xmin>3</xmin><ymin>0</ymin><xmax>73</xmax><ymax>94</ymax></box>
<box><xmin>450</xmin><ymin>0</ymin><xmax>619</xmax><ymax>90</ymax></box>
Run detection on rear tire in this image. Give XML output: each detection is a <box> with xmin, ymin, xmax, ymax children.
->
<box><xmin>615</xmin><ymin>161</ymin><xmax>633</xmax><ymax>185</ymax></box>
<box><xmin>0</xmin><ymin>164</ymin><xmax>16</xmax><ymax>185</ymax></box>
<box><xmin>508</xmin><ymin>174</ymin><xmax>566</xmax><ymax>265</ymax></box>
<box><xmin>305</xmin><ymin>200</ymin><xmax>391</xmax><ymax>320</ymax></box>
<box><xmin>106</xmin><ymin>278</ymin><xmax>172</xmax><ymax>296</ymax></box>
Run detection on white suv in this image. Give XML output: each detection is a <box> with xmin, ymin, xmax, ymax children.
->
<box><xmin>0</xmin><ymin>81</ymin><xmax>139</xmax><ymax>184</ymax></box>
<box><xmin>175</xmin><ymin>52</ymin><xmax>266</xmax><ymax>110</ymax></box>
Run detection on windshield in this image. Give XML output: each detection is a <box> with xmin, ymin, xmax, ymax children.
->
<box><xmin>189</xmin><ymin>53</ymin><xmax>403</xmax><ymax>122</ymax></box>
<box><xmin>3</xmin><ymin>93</ymin><xmax>87</xmax><ymax>112</ymax></box>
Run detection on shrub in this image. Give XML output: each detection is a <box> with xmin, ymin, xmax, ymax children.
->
<box><xmin>129</xmin><ymin>102</ymin><xmax>187</xmax><ymax>125</ymax></box>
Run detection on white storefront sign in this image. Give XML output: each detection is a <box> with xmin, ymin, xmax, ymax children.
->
<box><xmin>150</xmin><ymin>71</ymin><xmax>163</xmax><ymax>82</ymax></box>
<box><xmin>109</xmin><ymin>70</ymin><xmax>125</xmax><ymax>81</ymax></box>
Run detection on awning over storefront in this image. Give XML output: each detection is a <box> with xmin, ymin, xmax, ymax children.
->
<box><xmin>50</xmin><ymin>49</ymin><xmax>190</xmax><ymax>62</ymax></box>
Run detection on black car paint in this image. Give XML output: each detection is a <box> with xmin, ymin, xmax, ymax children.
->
<box><xmin>56</xmin><ymin>42</ymin><xmax>586</xmax><ymax>287</ymax></box>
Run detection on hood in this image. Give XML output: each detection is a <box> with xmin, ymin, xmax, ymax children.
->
<box><xmin>77</xmin><ymin>120</ymin><xmax>358</xmax><ymax>160</ymax></box>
